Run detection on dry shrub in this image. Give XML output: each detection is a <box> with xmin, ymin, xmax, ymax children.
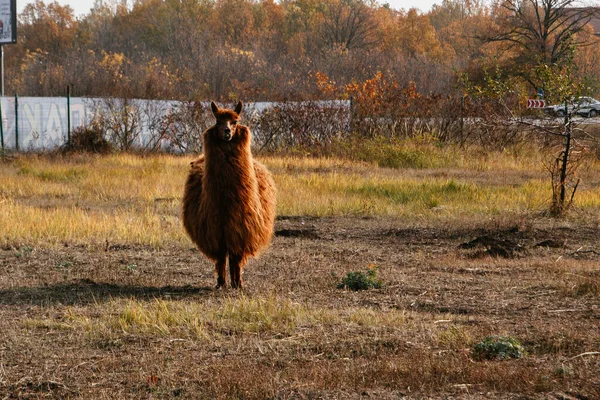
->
<box><xmin>453</xmin><ymin>94</ymin><xmax>538</xmax><ymax>150</ymax></box>
<box><xmin>86</xmin><ymin>100</ymin><xmax>351</xmax><ymax>154</ymax></box>
<box><xmin>87</xmin><ymin>98</ymin><xmax>142</xmax><ymax>152</ymax></box>
<box><xmin>250</xmin><ymin>101</ymin><xmax>350</xmax><ymax>152</ymax></box>
<box><xmin>345</xmin><ymin>72</ymin><xmax>465</xmax><ymax>141</ymax></box>
<box><xmin>62</xmin><ymin>120</ymin><xmax>113</xmax><ymax>154</ymax></box>
<box><xmin>159</xmin><ymin>101</ymin><xmax>213</xmax><ymax>153</ymax></box>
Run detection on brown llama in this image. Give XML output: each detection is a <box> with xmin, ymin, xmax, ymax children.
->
<box><xmin>182</xmin><ymin>101</ymin><xmax>276</xmax><ymax>288</ymax></box>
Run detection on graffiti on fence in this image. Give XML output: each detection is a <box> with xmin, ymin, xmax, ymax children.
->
<box><xmin>2</xmin><ymin>97</ymin><xmax>88</xmax><ymax>150</ymax></box>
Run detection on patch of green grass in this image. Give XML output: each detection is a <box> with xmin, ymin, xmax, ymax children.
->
<box><xmin>348</xmin><ymin>178</ymin><xmax>475</xmax><ymax>206</ymax></box>
<box><xmin>332</xmin><ymin>135</ymin><xmax>463</xmax><ymax>169</ymax></box>
<box><xmin>19</xmin><ymin>165</ymin><xmax>87</xmax><ymax>182</ymax></box>
<box><xmin>14</xmin><ymin>245</ymin><xmax>34</xmax><ymax>258</ymax></box>
<box><xmin>472</xmin><ymin>335</ymin><xmax>526</xmax><ymax>360</ymax></box>
<box><xmin>553</xmin><ymin>366</ymin><xmax>571</xmax><ymax>377</ymax></box>
<box><xmin>56</xmin><ymin>260</ymin><xmax>73</xmax><ymax>268</ymax></box>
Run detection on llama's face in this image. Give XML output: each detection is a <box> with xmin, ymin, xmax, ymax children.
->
<box><xmin>216</xmin><ymin>118</ymin><xmax>238</xmax><ymax>142</ymax></box>
<box><xmin>211</xmin><ymin>101</ymin><xmax>243</xmax><ymax>142</ymax></box>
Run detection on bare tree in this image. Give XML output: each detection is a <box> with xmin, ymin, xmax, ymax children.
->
<box><xmin>320</xmin><ymin>0</ymin><xmax>377</xmax><ymax>50</ymax></box>
<box><xmin>488</xmin><ymin>0</ymin><xmax>599</xmax><ymax>66</ymax></box>
<box><xmin>92</xmin><ymin>97</ymin><xmax>142</xmax><ymax>152</ymax></box>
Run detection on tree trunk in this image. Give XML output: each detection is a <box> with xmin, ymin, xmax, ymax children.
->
<box><xmin>558</xmin><ymin>107</ymin><xmax>571</xmax><ymax>213</ymax></box>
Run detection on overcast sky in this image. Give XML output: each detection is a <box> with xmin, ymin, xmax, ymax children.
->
<box><xmin>19</xmin><ymin>0</ymin><xmax>443</xmax><ymax>18</ymax></box>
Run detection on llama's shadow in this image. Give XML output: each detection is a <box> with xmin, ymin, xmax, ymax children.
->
<box><xmin>0</xmin><ymin>279</ymin><xmax>214</xmax><ymax>306</ymax></box>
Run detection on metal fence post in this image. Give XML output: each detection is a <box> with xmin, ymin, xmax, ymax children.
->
<box><xmin>349</xmin><ymin>95</ymin><xmax>354</xmax><ymax>133</ymax></box>
<box><xmin>14</xmin><ymin>93</ymin><xmax>18</xmax><ymax>151</ymax></box>
<box><xmin>67</xmin><ymin>85</ymin><xmax>71</xmax><ymax>145</ymax></box>
<box><xmin>0</xmin><ymin>96</ymin><xmax>4</xmax><ymax>151</ymax></box>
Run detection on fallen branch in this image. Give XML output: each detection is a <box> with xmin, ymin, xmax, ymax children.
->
<box><xmin>568</xmin><ymin>351</ymin><xmax>600</xmax><ymax>360</ymax></box>
<box><xmin>569</xmin><ymin>249</ymin><xmax>600</xmax><ymax>256</ymax></box>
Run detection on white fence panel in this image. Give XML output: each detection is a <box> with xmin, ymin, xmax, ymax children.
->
<box><xmin>0</xmin><ymin>97</ymin><xmax>351</xmax><ymax>151</ymax></box>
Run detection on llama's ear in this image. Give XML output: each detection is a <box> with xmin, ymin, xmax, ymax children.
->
<box><xmin>210</xmin><ymin>101</ymin><xmax>219</xmax><ymax>116</ymax></box>
<box><xmin>234</xmin><ymin>101</ymin><xmax>243</xmax><ymax>115</ymax></box>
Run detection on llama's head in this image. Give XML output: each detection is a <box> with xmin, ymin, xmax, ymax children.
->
<box><xmin>211</xmin><ymin>101</ymin><xmax>243</xmax><ymax>142</ymax></box>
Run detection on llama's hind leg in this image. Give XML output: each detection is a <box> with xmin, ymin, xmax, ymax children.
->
<box><xmin>229</xmin><ymin>254</ymin><xmax>245</xmax><ymax>289</ymax></box>
<box><xmin>215</xmin><ymin>255</ymin><xmax>227</xmax><ymax>289</ymax></box>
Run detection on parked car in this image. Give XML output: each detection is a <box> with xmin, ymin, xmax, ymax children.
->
<box><xmin>546</xmin><ymin>96</ymin><xmax>600</xmax><ymax>118</ymax></box>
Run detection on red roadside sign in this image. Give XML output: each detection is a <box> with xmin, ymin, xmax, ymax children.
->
<box><xmin>527</xmin><ymin>99</ymin><xmax>546</xmax><ymax>108</ymax></box>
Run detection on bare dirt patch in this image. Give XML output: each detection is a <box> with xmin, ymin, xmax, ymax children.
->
<box><xmin>1</xmin><ymin>217</ymin><xmax>599</xmax><ymax>399</ymax></box>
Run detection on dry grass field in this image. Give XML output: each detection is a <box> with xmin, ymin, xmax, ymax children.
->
<box><xmin>1</xmin><ymin>144</ymin><xmax>599</xmax><ymax>399</ymax></box>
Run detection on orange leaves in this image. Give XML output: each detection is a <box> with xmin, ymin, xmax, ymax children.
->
<box><xmin>345</xmin><ymin>72</ymin><xmax>424</xmax><ymax>117</ymax></box>
<box><xmin>402</xmin><ymin>81</ymin><xmax>422</xmax><ymax>104</ymax></box>
<box><xmin>313</xmin><ymin>71</ymin><xmax>338</xmax><ymax>97</ymax></box>
<box><xmin>346</xmin><ymin>72</ymin><xmax>398</xmax><ymax>106</ymax></box>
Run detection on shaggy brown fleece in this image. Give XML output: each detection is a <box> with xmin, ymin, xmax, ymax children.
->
<box><xmin>182</xmin><ymin>101</ymin><xmax>276</xmax><ymax>288</ymax></box>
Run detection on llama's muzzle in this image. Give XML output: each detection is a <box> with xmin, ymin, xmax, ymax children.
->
<box><xmin>223</xmin><ymin>129</ymin><xmax>232</xmax><ymax>141</ymax></box>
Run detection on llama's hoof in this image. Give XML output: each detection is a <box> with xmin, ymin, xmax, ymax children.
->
<box><xmin>215</xmin><ymin>282</ymin><xmax>227</xmax><ymax>290</ymax></box>
<box><xmin>231</xmin><ymin>281</ymin><xmax>243</xmax><ymax>289</ymax></box>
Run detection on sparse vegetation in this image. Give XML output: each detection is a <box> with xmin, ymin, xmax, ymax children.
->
<box><xmin>1</xmin><ymin>149</ymin><xmax>600</xmax><ymax>398</ymax></box>
<box><xmin>5</xmin><ymin>0</ymin><xmax>600</xmax><ymax>396</ymax></box>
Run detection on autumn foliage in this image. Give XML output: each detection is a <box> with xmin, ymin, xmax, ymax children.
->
<box><xmin>5</xmin><ymin>0</ymin><xmax>600</xmax><ymax>132</ymax></box>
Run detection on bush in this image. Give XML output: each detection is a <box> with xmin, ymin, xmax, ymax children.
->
<box><xmin>63</xmin><ymin>121</ymin><xmax>112</xmax><ymax>154</ymax></box>
<box><xmin>472</xmin><ymin>335</ymin><xmax>526</xmax><ymax>361</ymax></box>
<box><xmin>338</xmin><ymin>265</ymin><xmax>382</xmax><ymax>291</ymax></box>
<box><xmin>160</xmin><ymin>101</ymin><xmax>212</xmax><ymax>153</ymax></box>
<box><xmin>249</xmin><ymin>101</ymin><xmax>350</xmax><ymax>152</ymax></box>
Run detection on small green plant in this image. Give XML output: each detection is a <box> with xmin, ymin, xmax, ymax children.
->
<box><xmin>472</xmin><ymin>335</ymin><xmax>526</xmax><ymax>360</ymax></box>
<box><xmin>338</xmin><ymin>264</ymin><xmax>382</xmax><ymax>291</ymax></box>
<box><xmin>125</xmin><ymin>264</ymin><xmax>138</xmax><ymax>272</ymax></box>
<box><xmin>56</xmin><ymin>260</ymin><xmax>73</xmax><ymax>268</ymax></box>
<box><xmin>15</xmin><ymin>245</ymin><xmax>34</xmax><ymax>258</ymax></box>
<box><xmin>553</xmin><ymin>366</ymin><xmax>571</xmax><ymax>377</ymax></box>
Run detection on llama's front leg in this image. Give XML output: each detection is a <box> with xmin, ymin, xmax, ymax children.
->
<box><xmin>229</xmin><ymin>254</ymin><xmax>245</xmax><ymax>289</ymax></box>
<box><xmin>215</xmin><ymin>256</ymin><xmax>227</xmax><ymax>289</ymax></box>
